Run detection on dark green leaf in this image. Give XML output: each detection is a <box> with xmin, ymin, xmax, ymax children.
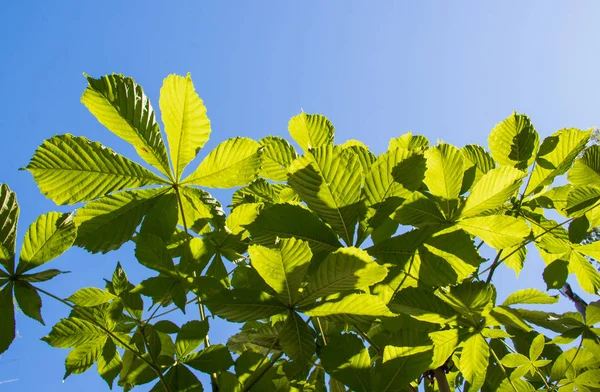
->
<box><xmin>543</xmin><ymin>259</ymin><xmax>569</xmax><ymax>290</ymax></box>
<box><xmin>176</xmin><ymin>320</ymin><xmax>209</xmax><ymax>358</ymax></box>
<box><xmin>0</xmin><ymin>283</ymin><xmax>15</xmax><ymax>354</ymax></box>
<box><xmin>14</xmin><ymin>281</ymin><xmax>44</xmax><ymax>324</ymax></box>
<box><xmin>320</xmin><ymin>334</ymin><xmax>371</xmax><ymax>392</ymax></box>
<box><xmin>183</xmin><ymin>344</ymin><xmax>234</xmax><ymax>374</ymax></box>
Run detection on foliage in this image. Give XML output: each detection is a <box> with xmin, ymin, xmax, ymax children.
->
<box><xmin>1</xmin><ymin>73</ymin><xmax>600</xmax><ymax>391</ymax></box>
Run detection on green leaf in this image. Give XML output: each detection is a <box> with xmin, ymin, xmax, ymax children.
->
<box><xmin>98</xmin><ymin>338</ymin><xmax>122</xmax><ymax>388</ymax></box>
<box><xmin>302</xmin><ymin>293</ymin><xmax>394</xmax><ymax>318</ymax></box>
<box><xmin>569</xmin><ymin>144</ymin><xmax>600</xmax><ymax>187</ymax></box>
<box><xmin>569</xmin><ymin>251</ymin><xmax>600</xmax><ymax>294</ymax></box>
<box><xmin>278</xmin><ymin>312</ymin><xmax>315</xmax><ymax>373</ymax></box>
<box><xmin>183</xmin><ymin>344</ymin><xmax>234</xmax><ymax>374</ymax></box>
<box><xmin>429</xmin><ymin>329</ymin><xmax>461</xmax><ymax>368</ymax></box>
<box><xmin>203</xmin><ymin>289</ymin><xmax>288</xmax><ymax>322</ymax></box>
<box><xmin>503</xmin><ymin>289</ymin><xmax>558</xmax><ymax>307</ymax></box>
<box><xmin>363</xmin><ymin>147</ymin><xmax>425</xmax><ymax>207</ymax></box>
<box><xmin>391</xmin><ymin>192</ymin><xmax>447</xmax><ymax>227</ymax></box>
<box><xmin>543</xmin><ymin>259</ymin><xmax>569</xmax><ymax>290</ymax></box>
<box><xmin>565</xmin><ymin>185</ymin><xmax>600</xmax><ymax>218</ymax></box>
<box><xmin>13</xmin><ymin>282</ymin><xmax>43</xmax><ymax>324</ymax></box>
<box><xmin>457</xmin><ymin>215</ymin><xmax>530</xmax><ymax>249</ymax></box>
<box><xmin>154</xmin><ymin>320</ymin><xmax>180</xmax><ymax>335</ymax></box>
<box><xmin>183</xmin><ymin>137</ymin><xmax>261</xmax><ymax>187</ymax></box>
<box><xmin>150</xmin><ymin>364</ymin><xmax>203</xmax><ymax>392</ymax></box>
<box><xmin>0</xmin><ymin>283</ymin><xmax>15</xmax><ymax>354</ymax></box>
<box><xmin>245</xmin><ymin>203</ymin><xmax>342</xmax><ymax>253</ymax></box>
<box><xmin>460</xmin><ymin>144</ymin><xmax>496</xmax><ymax>193</ymax></box>
<box><xmin>21</xmin><ymin>269</ymin><xmax>67</xmax><ymax>282</ymax></box>
<box><xmin>320</xmin><ymin>334</ymin><xmax>371</xmax><ymax>392</ymax></box>
<box><xmin>388</xmin><ymin>132</ymin><xmax>429</xmax><ymax>151</ymax></box>
<box><xmin>378</xmin><ymin>349</ymin><xmax>431</xmax><ymax>392</ymax></box>
<box><xmin>497</xmin><ymin>378</ymin><xmax>534</xmax><ymax>392</ymax></box>
<box><xmin>74</xmin><ymin>188</ymin><xmax>163</xmax><ymax>253</ymax></box>
<box><xmin>299</xmin><ymin>247</ymin><xmax>388</xmax><ymax>306</ymax></box>
<box><xmin>342</xmin><ymin>142</ymin><xmax>376</xmax><ymax>176</ymax></box>
<box><xmin>504</xmin><ymin>245</ymin><xmax>527</xmax><ymax>277</ymax></box>
<box><xmin>176</xmin><ymin>320</ymin><xmax>209</xmax><ymax>358</ymax></box>
<box><xmin>460</xmin><ymin>166</ymin><xmax>524</xmax><ymax>218</ymax></box>
<box><xmin>68</xmin><ymin>288</ymin><xmax>116</xmax><ymax>307</ymax></box>
<box><xmin>259</xmin><ymin>136</ymin><xmax>298</xmax><ymax>181</ymax></box>
<box><xmin>141</xmin><ymin>193</ymin><xmax>179</xmax><ymax>242</ymax></box>
<box><xmin>135</xmin><ymin>233</ymin><xmax>175</xmax><ymax>274</ymax></box>
<box><xmin>488</xmin><ymin>112</ymin><xmax>539</xmax><ymax>169</ymax></box>
<box><xmin>457</xmin><ymin>333</ymin><xmax>489</xmax><ymax>392</ymax></box>
<box><xmin>288</xmin><ymin>145</ymin><xmax>364</xmax><ymax>245</ymax></box>
<box><xmin>160</xmin><ymin>73</ymin><xmax>211</xmax><ymax>180</ymax></box>
<box><xmin>25</xmin><ymin>135</ymin><xmax>165</xmax><ymax>205</ymax></box>
<box><xmin>437</xmin><ymin>281</ymin><xmax>495</xmax><ymax>323</ymax></box>
<box><xmin>178</xmin><ymin>187</ymin><xmax>222</xmax><ymax>232</ymax></box>
<box><xmin>529</xmin><ymin>333</ymin><xmax>545</xmax><ymax>361</ymax></box>
<box><xmin>226</xmin><ymin>203</ymin><xmax>262</xmax><ymax>236</ymax></box>
<box><xmin>288</xmin><ymin>112</ymin><xmax>334</xmax><ymax>152</ymax></box>
<box><xmin>390</xmin><ymin>287</ymin><xmax>457</xmax><ymax>324</ymax></box>
<box><xmin>17</xmin><ymin>212</ymin><xmax>76</xmax><ymax>273</ymax></box>
<box><xmin>81</xmin><ymin>74</ymin><xmax>171</xmax><ymax>177</ymax></box>
<box><xmin>586</xmin><ymin>301</ymin><xmax>600</xmax><ymax>327</ymax></box>
<box><xmin>248</xmin><ymin>238</ymin><xmax>312</xmax><ymax>305</ymax></box>
<box><xmin>64</xmin><ymin>337</ymin><xmax>107</xmax><ymax>379</ymax></box>
<box><xmin>43</xmin><ymin>317</ymin><xmax>105</xmax><ymax>348</ymax></box>
<box><xmin>423</xmin><ymin>143</ymin><xmax>464</xmax><ymax>201</ymax></box>
<box><xmin>0</xmin><ymin>184</ymin><xmax>19</xmax><ymax>265</ymax></box>
<box><xmin>576</xmin><ymin>369</ymin><xmax>600</xmax><ymax>387</ymax></box>
<box><xmin>500</xmin><ymin>353</ymin><xmax>529</xmax><ymax>367</ymax></box>
<box><xmin>525</xmin><ymin>128</ymin><xmax>591</xmax><ymax>195</ymax></box>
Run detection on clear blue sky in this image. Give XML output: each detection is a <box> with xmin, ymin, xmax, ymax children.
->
<box><xmin>1</xmin><ymin>2</ymin><xmax>599</xmax><ymax>390</ymax></box>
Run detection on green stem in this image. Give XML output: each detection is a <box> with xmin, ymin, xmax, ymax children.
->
<box><xmin>316</xmin><ymin>317</ymin><xmax>327</xmax><ymax>346</ymax></box>
<box><xmin>241</xmin><ymin>352</ymin><xmax>284</xmax><ymax>392</ymax></box>
<box><xmin>138</xmin><ymin>324</ymin><xmax>171</xmax><ymax>392</ymax></box>
<box><xmin>174</xmin><ymin>186</ymin><xmax>219</xmax><ymax>392</ymax></box>
<box><xmin>478</xmin><ymin>216</ymin><xmax>575</xmax><ymax>277</ymax></box>
<box><xmin>488</xmin><ymin>340</ymin><xmax>519</xmax><ymax>392</ymax></box>
<box><xmin>35</xmin><ymin>286</ymin><xmax>170</xmax><ymax>392</ymax></box>
<box><xmin>353</xmin><ymin>324</ymin><xmax>381</xmax><ymax>354</ymax></box>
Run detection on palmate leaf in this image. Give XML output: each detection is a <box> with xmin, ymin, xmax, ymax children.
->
<box><xmin>288</xmin><ymin>112</ymin><xmax>335</xmax><ymax>152</ymax></box>
<box><xmin>423</xmin><ymin>143</ymin><xmax>464</xmax><ymax>202</ymax></box>
<box><xmin>17</xmin><ymin>211</ymin><xmax>77</xmax><ymax>273</ymax></box>
<box><xmin>288</xmin><ymin>145</ymin><xmax>364</xmax><ymax>245</ymax></box>
<box><xmin>459</xmin><ymin>166</ymin><xmax>525</xmax><ymax>218</ymax></box>
<box><xmin>0</xmin><ymin>283</ymin><xmax>15</xmax><ymax>355</ymax></box>
<box><xmin>248</xmin><ymin>238</ymin><xmax>312</xmax><ymax>305</ymax></box>
<box><xmin>460</xmin><ymin>144</ymin><xmax>496</xmax><ymax>193</ymax></box>
<box><xmin>363</xmin><ymin>147</ymin><xmax>425</xmax><ymax>207</ymax></box>
<box><xmin>457</xmin><ymin>215</ymin><xmax>531</xmax><ymax>249</ymax></box>
<box><xmin>278</xmin><ymin>312</ymin><xmax>315</xmax><ymax>374</ymax></box>
<box><xmin>488</xmin><ymin>112</ymin><xmax>539</xmax><ymax>169</ymax></box>
<box><xmin>390</xmin><ymin>287</ymin><xmax>457</xmax><ymax>325</ymax></box>
<box><xmin>81</xmin><ymin>74</ymin><xmax>171</xmax><ymax>177</ymax></box>
<box><xmin>183</xmin><ymin>137</ymin><xmax>261</xmax><ymax>188</ymax></box>
<box><xmin>203</xmin><ymin>289</ymin><xmax>288</xmax><ymax>322</ymax></box>
<box><xmin>0</xmin><ymin>184</ymin><xmax>19</xmax><ymax>273</ymax></box>
<box><xmin>302</xmin><ymin>293</ymin><xmax>394</xmax><ymax>318</ymax></box>
<box><xmin>457</xmin><ymin>333</ymin><xmax>489</xmax><ymax>391</ymax></box>
<box><xmin>259</xmin><ymin>136</ymin><xmax>298</xmax><ymax>181</ymax></box>
<box><xmin>74</xmin><ymin>188</ymin><xmax>165</xmax><ymax>253</ymax></box>
<box><xmin>377</xmin><ymin>349</ymin><xmax>430</xmax><ymax>392</ymax></box>
<box><xmin>298</xmin><ymin>247</ymin><xmax>388</xmax><ymax>306</ymax></box>
<box><xmin>25</xmin><ymin>135</ymin><xmax>166</xmax><ymax>205</ymax></box>
<box><xmin>160</xmin><ymin>73</ymin><xmax>211</xmax><ymax>180</ymax></box>
<box><xmin>525</xmin><ymin>127</ymin><xmax>591</xmax><ymax>196</ymax></box>
<box><xmin>320</xmin><ymin>334</ymin><xmax>372</xmax><ymax>392</ymax></box>
<box><xmin>569</xmin><ymin>144</ymin><xmax>600</xmax><ymax>187</ymax></box>
<box><xmin>437</xmin><ymin>281</ymin><xmax>495</xmax><ymax>323</ymax></box>
<box><xmin>388</xmin><ymin>132</ymin><xmax>429</xmax><ymax>152</ymax></box>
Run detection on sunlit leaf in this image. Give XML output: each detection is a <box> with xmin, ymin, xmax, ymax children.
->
<box><xmin>488</xmin><ymin>112</ymin><xmax>539</xmax><ymax>169</ymax></box>
<box><xmin>288</xmin><ymin>112</ymin><xmax>334</xmax><ymax>152</ymax></box>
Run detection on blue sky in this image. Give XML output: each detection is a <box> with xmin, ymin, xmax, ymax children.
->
<box><xmin>1</xmin><ymin>1</ymin><xmax>599</xmax><ymax>390</ymax></box>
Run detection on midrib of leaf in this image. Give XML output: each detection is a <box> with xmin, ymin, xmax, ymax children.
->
<box><xmin>312</xmin><ymin>154</ymin><xmax>352</xmax><ymax>245</ymax></box>
<box><xmin>174</xmin><ymin>80</ymin><xmax>190</xmax><ymax>180</ymax></box>
<box><xmin>403</xmin><ymin>201</ymin><xmax>446</xmax><ymax>223</ymax></box>
<box><xmin>184</xmin><ymin>153</ymin><xmax>257</xmax><ymax>185</ymax></box>
<box><xmin>96</xmin><ymin>90</ymin><xmax>171</xmax><ymax>178</ymax></box>
<box><xmin>381</xmin><ymin>356</ymin><xmax>409</xmax><ymax>392</ymax></box>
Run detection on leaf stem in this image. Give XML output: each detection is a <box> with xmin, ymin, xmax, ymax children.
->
<box><xmin>35</xmin><ymin>286</ymin><xmax>170</xmax><ymax>391</ymax></box>
<box><xmin>241</xmin><ymin>352</ymin><xmax>284</xmax><ymax>392</ymax></box>
<box><xmin>479</xmin><ymin>216</ymin><xmax>575</xmax><ymax>277</ymax></box>
<box><xmin>316</xmin><ymin>317</ymin><xmax>327</xmax><ymax>345</ymax></box>
<box><xmin>174</xmin><ymin>186</ymin><xmax>219</xmax><ymax>392</ymax></box>
<box><xmin>488</xmin><ymin>341</ymin><xmax>519</xmax><ymax>392</ymax></box>
<box><xmin>352</xmin><ymin>324</ymin><xmax>381</xmax><ymax>354</ymax></box>
<box><xmin>138</xmin><ymin>324</ymin><xmax>171</xmax><ymax>392</ymax></box>
<box><xmin>485</xmin><ymin>249</ymin><xmax>504</xmax><ymax>284</ymax></box>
